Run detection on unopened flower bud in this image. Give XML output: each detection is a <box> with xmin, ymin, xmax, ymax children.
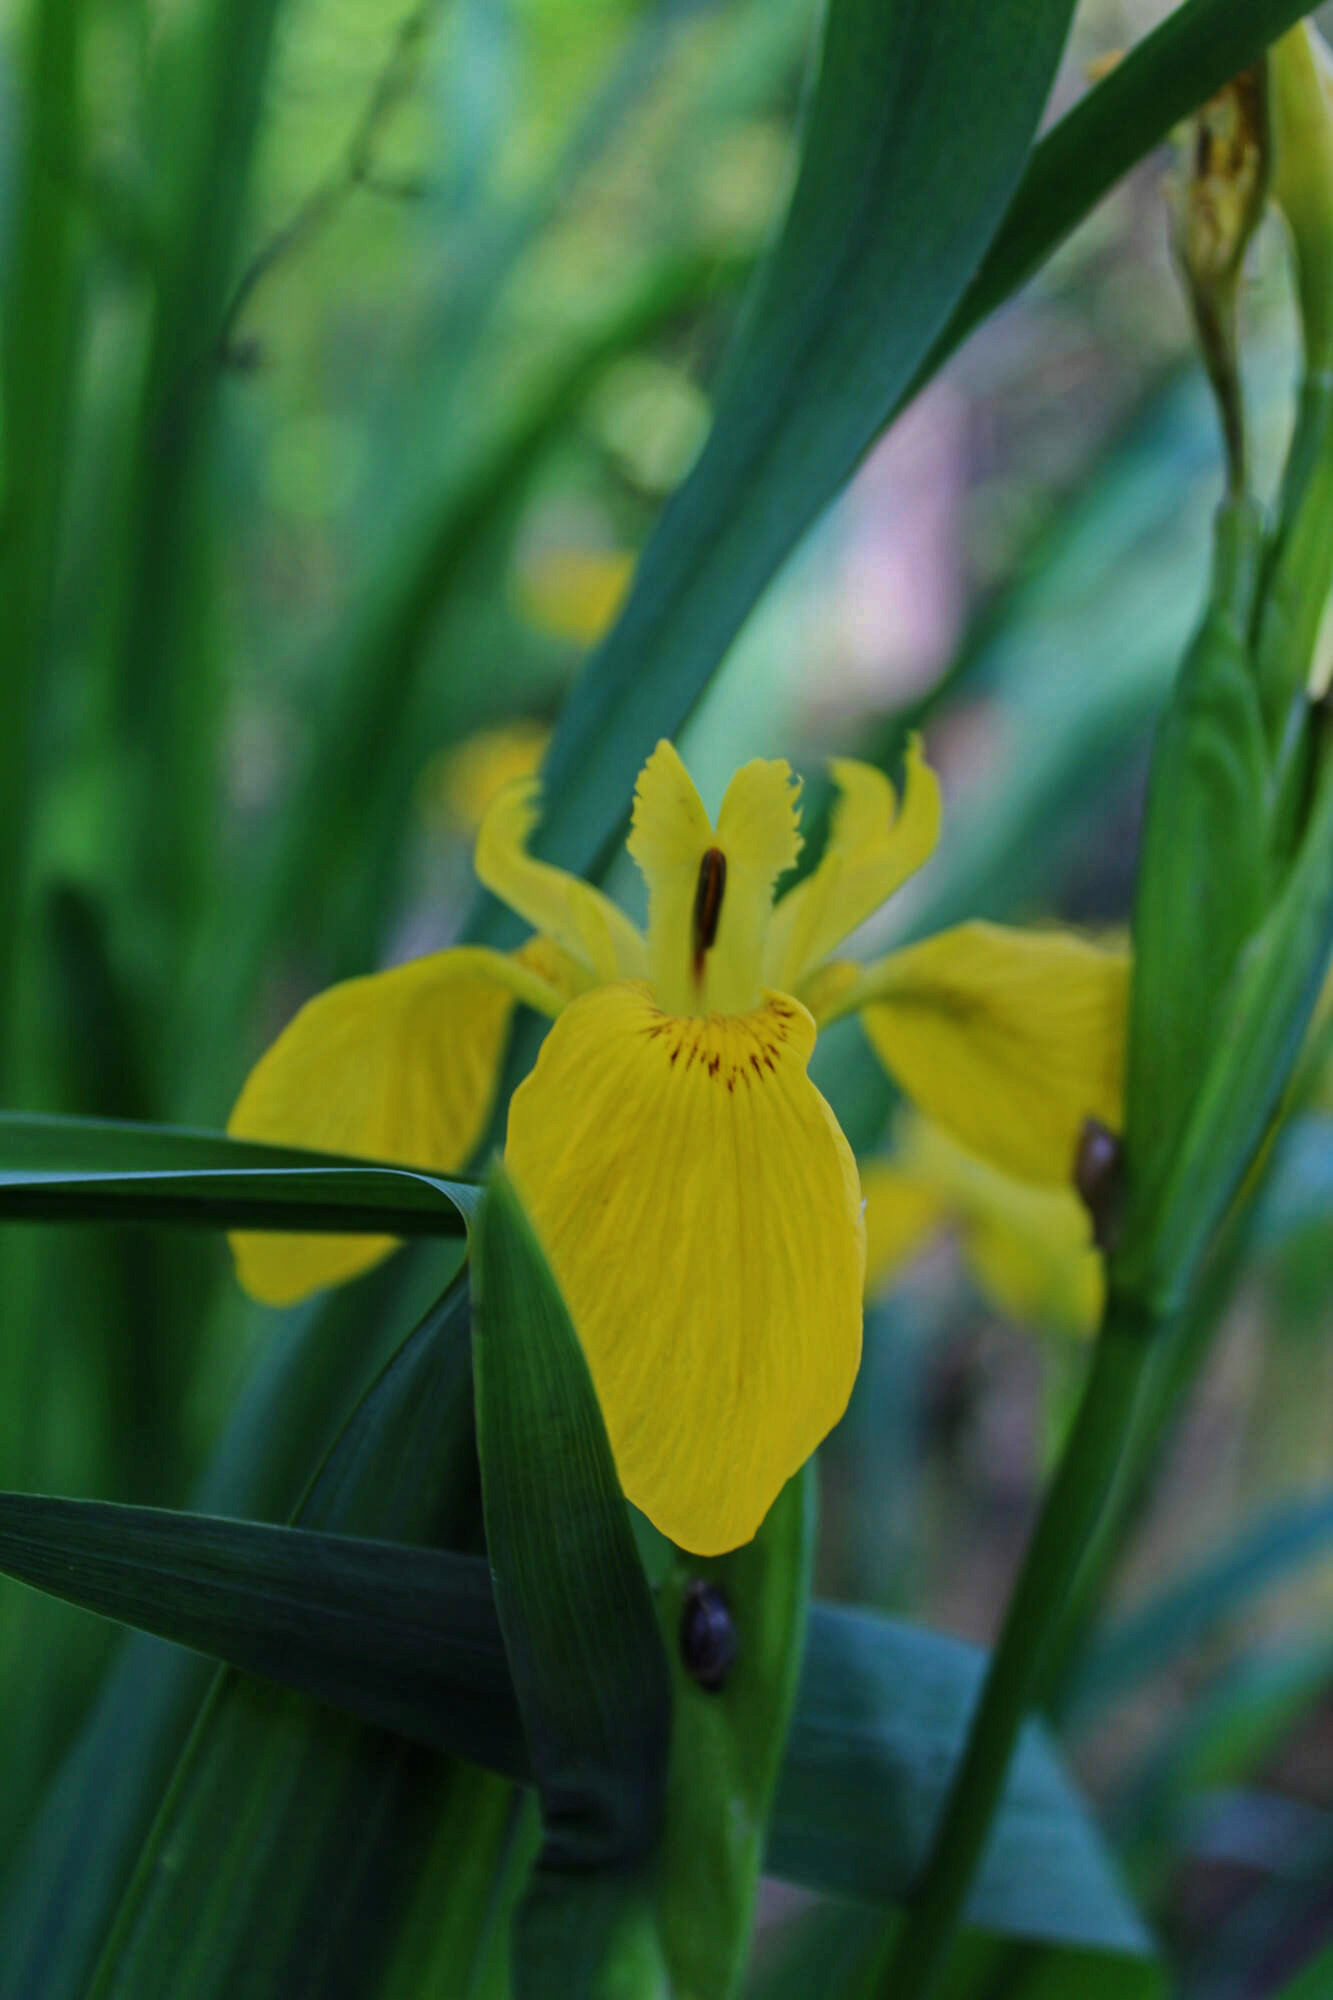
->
<box><xmin>1167</xmin><ymin>68</ymin><xmax>1269</xmax><ymax>489</ymax></box>
<box><xmin>1271</xmin><ymin>24</ymin><xmax>1333</xmax><ymax>376</ymax></box>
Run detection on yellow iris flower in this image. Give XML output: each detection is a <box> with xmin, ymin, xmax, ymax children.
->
<box><xmin>861</xmin><ymin>1118</ymin><xmax>1104</xmax><ymax>1337</ymax></box>
<box><xmin>229</xmin><ymin>739</ymin><xmax>1126</xmax><ymax>1554</ymax></box>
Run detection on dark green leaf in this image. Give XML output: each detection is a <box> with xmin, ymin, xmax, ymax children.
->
<box><xmin>473</xmin><ymin>0</ymin><xmax>1079</xmax><ymax>912</ymax></box>
<box><xmin>86</xmin><ymin>1272</ymin><xmax>515</xmax><ymax>2000</ymax></box>
<box><xmin>1113</xmin><ymin>1634</ymin><xmax>1333</xmax><ymax>1875</ymax></box>
<box><xmin>927</xmin><ymin>0</ymin><xmax>1316</xmax><ymax>395</ymax></box>
<box><xmin>472</xmin><ymin>1166</ymin><xmax>672</xmax><ymax>1994</ymax></box>
<box><xmin>0</xmin><ymin>1493</ymin><xmax>1150</xmax><ymax>1960</ymax></box>
<box><xmin>0</xmin><ymin>1111</ymin><xmax>479</xmax><ymax>1235</ymax></box>
<box><xmin>656</xmin><ymin>1467</ymin><xmax>815</xmax><ymax>1999</ymax></box>
<box><xmin>0</xmin><ymin>1495</ymin><xmax>525</xmax><ymax>1776</ymax></box>
<box><xmin>771</xmin><ymin>1607</ymin><xmax>1152</xmax><ymax>1958</ymax></box>
<box><xmin>0</xmin><ymin>1251</ymin><xmax>460</xmax><ymax>2000</ymax></box>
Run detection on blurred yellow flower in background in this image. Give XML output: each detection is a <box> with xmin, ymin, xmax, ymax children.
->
<box><xmin>861</xmin><ymin>1117</ymin><xmax>1103</xmax><ymax>1337</ymax></box>
<box><xmin>517</xmin><ymin>545</ymin><xmax>635</xmax><ymax>646</ymax></box>
<box><xmin>229</xmin><ymin>740</ymin><xmax>1125</xmax><ymax>1553</ymax></box>
<box><xmin>425</xmin><ymin>720</ymin><xmax>552</xmax><ymax>836</ymax></box>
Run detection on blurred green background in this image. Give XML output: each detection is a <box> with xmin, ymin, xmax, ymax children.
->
<box><xmin>3</xmin><ymin>0</ymin><xmax>1333</xmax><ymax>1992</ymax></box>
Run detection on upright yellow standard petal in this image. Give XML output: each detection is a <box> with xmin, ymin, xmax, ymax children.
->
<box><xmin>627</xmin><ymin>741</ymin><xmax>714</xmax><ymax>1015</ymax></box>
<box><xmin>475</xmin><ymin>778</ymin><xmax>645</xmax><ymax>984</ymax></box>
<box><xmin>708</xmin><ymin>759</ymin><xmax>802</xmax><ymax>1013</ymax></box>
<box><xmin>851</xmin><ymin>922</ymin><xmax>1129</xmax><ymax>1187</ymax></box>
<box><xmin>505</xmin><ymin>981</ymin><xmax>865</xmax><ymax>1554</ymax></box>
<box><xmin>628</xmin><ymin>743</ymin><xmax>802</xmax><ymax>1017</ymax></box>
<box><xmin>229</xmin><ymin>946</ymin><xmax>554</xmax><ymax>1305</ymax></box>
<box><xmin>766</xmin><ymin>740</ymin><xmax>942</xmax><ymax>993</ymax></box>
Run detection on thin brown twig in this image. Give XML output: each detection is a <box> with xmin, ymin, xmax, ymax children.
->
<box><xmin>217</xmin><ymin>0</ymin><xmax>445</xmax><ymax>361</ymax></box>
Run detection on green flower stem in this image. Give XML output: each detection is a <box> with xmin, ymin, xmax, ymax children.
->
<box><xmin>1255</xmin><ymin>370</ymin><xmax>1333</xmax><ymax>835</ymax></box>
<box><xmin>876</xmin><ymin>1296</ymin><xmax>1158</xmax><ymax>1998</ymax></box>
<box><xmin>1040</xmin><ymin>1214</ymin><xmax>1255</xmax><ymax>1722</ymax></box>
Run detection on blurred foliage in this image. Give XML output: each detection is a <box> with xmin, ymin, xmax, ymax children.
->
<box><xmin>2</xmin><ymin>0</ymin><xmax>1333</xmax><ymax>1993</ymax></box>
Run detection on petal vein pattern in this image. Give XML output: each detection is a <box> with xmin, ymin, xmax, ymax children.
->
<box><xmin>851</xmin><ymin>922</ymin><xmax>1129</xmax><ymax>1186</ymax></box>
<box><xmin>505</xmin><ymin>982</ymin><xmax>865</xmax><ymax>1554</ymax></box>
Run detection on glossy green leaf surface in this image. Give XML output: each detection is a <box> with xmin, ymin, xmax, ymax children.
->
<box><xmin>0</xmin><ymin>1496</ymin><xmax>523</xmax><ymax>1772</ymax></box>
<box><xmin>472</xmin><ymin>1167</ymin><xmax>672</xmax><ymax>1993</ymax></box>
<box><xmin>0</xmin><ymin>1496</ymin><xmax>1150</xmax><ymax>1961</ymax></box>
<box><xmin>0</xmin><ymin>1112</ymin><xmax>479</xmax><ymax>1235</ymax></box>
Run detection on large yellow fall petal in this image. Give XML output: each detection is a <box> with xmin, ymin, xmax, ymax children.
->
<box><xmin>850</xmin><ymin>922</ymin><xmax>1129</xmax><ymax>1186</ymax></box>
<box><xmin>229</xmin><ymin>946</ymin><xmax>554</xmax><ymax>1305</ymax></box>
<box><xmin>767</xmin><ymin>741</ymin><xmax>941</xmax><ymax>993</ymax></box>
<box><xmin>475</xmin><ymin>778</ymin><xmax>645</xmax><ymax>984</ymax></box>
<box><xmin>505</xmin><ymin>981</ymin><xmax>865</xmax><ymax>1554</ymax></box>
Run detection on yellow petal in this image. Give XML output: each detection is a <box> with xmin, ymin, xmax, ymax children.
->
<box><xmin>708</xmin><ymin>758</ymin><xmax>802</xmax><ymax>1014</ymax></box>
<box><xmin>966</xmin><ymin>1195</ymin><xmax>1103</xmax><ymax>1336</ymax></box>
<box><xmin>904</xmin><ymin>1120</ymin><xmax>1102</xmax><ymax>1334</ymax></box>
<box><xmin>859</xmin><ymin>1161</ymin><xmax>949</xmax><ymax>1295</ymax></box>
<box><xmin>627</xmin><ymin>743</ymin><xmax>801</xmax><ymax>1016</ymax></box>
<box><xmin>767</xmin><ymin>740</ymin><xmax>942</xmax><ymax>992</ymax></box>
<box><xmin>852</xmin><ymin>922</ymin><xmax>1129</xmax><ymax>1186</ymax></box>
<box><xmin>627</xmin><ymin>741</ymin><xmax>714</xmax><ymax>1016</ymax></box>
<box><xmin>518</xmin><ymin>547</ymin><xmax>635</xmax><ymax>646</ymax></box>
<box><xmin>505</xmin><ymin>981</ymin><xmax>864</xmax><ymax>1554</ymax></box>
<box><xmin>424</xmin><ymin>720</ymin><xmax>551</xmax><ymax>836</ymax></box>
<box><xmin>475</xmin><ymin>778</ymin><xmax>645</xmax><ymax>985</ymax></box>
<box><xmin>228</xmin><ymin>946</ymin><xmax>553</xmax><ymax>1306</ymax></box>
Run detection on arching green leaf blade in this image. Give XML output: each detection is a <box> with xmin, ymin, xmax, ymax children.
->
<box><xmin>472</xmin><ymin>1166</ymin><xmax>673</xmax><ymax>1995</ymax></box>
<box><xmin>0</xmin><ymin>1112</ymin><xmax>479</xmax><ymax>1235</ymax></box>
<box><xmin>474</xmin><ymin>0</ymin><xmax>1079</xmax><ymax>911</ymax></box>
<box><xmin>0</xmin><ymin>1496</ymin><xmax>1149</xmax><ymax>1961</ymax></box>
